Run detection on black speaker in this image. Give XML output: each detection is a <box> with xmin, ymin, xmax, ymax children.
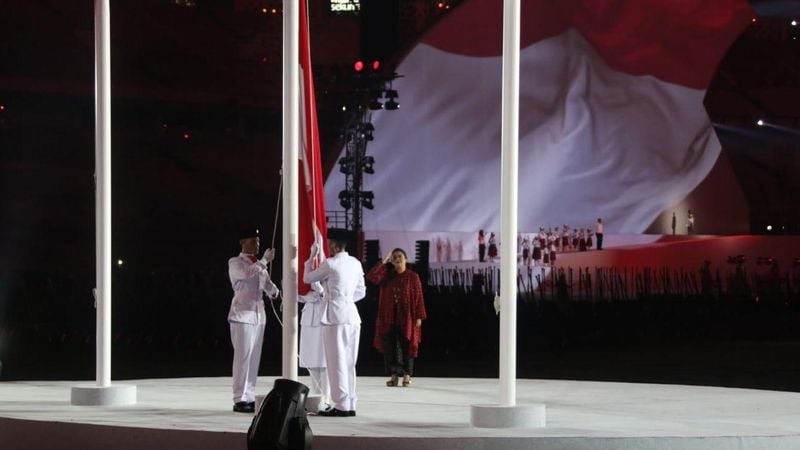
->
<box><xmin>248</xmin><ymin>379</ymin><xmax>312</xmax><ymax>450</ymax></box>
<box><xmin>328</xmin><ymin>228</ymin><xmax>357</xmax><ymax>252</ymax></box>
<box><xmin>414</xmin><ymin>240</ymin><xmax>430</xmax><ymax>284</ymax></box>
<box><xmin>364</xmin><ymin>239</ymin><xmax>380</xmax><ymax>264</ymax></box>
<box><xmin>414</xmin><ymin>240</ymin><xmax>430</xmax><ymax>264</ymax></box>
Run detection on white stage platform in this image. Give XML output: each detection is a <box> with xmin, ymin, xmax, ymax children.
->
<box><xmin>2</xmin><ymin>376</ymin><xmax>800</xmax><ymax>450</ymax></box>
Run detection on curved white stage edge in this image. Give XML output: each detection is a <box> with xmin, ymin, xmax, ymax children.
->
<box><xmin>2</xmin><ymin>376</ymin><xmax>800</xmax><ymax>450</ymax></box>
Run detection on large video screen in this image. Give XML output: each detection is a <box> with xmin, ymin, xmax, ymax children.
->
<box><xmin>329</xmin><ymin>0</ymin><xmax>360</xmax><ymax>15</ymax></box>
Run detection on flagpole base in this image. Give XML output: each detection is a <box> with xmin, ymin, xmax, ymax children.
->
<box><xmin>470</xmin><ymin>403</ymin><xmax>546</xmax><ymax>428</ymax></box>
<box><xmin>304</xmin><ymin>394</ymin><xmax>324</xmax><ymax>412</ymax></box>
<box><xmin>71</xmin><ymin>384</ymin><xmax>136</xmax><ymax>406</ymax></box>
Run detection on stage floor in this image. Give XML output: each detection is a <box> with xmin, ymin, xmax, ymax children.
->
<box><xmin>3</xmin><ymin>376</ymin><xmax>800</xmax><ymax>450</ymax></box>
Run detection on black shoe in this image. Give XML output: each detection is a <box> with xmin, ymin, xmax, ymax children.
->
<box><xmin>233</xmin><ymin>401</ymin><xmax>255</xmax><ymax>413</ymax></box>
<box><xmin>317</xmin><ymin>408</ymin><xmax>355</xmax><ymax>417</ymax></box>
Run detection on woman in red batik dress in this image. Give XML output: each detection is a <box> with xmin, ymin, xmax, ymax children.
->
<box><xmin>367</xmin><ymin>248</ymin><xmax>427</xmax><ymax>387</ymax></box>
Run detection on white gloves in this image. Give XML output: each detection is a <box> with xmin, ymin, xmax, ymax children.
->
<box><xmin>263</xmin><ymin>279</ymin><xmax>280</xmax><ymax>299</ymax></box>
<box><xmin>260</xmin><ymin>248</ymin><xmax>275</xmax><ymax>265</ymax></box>
<box><xmin>309</xmin><ymin>242</ymin><xmax>320</xmax><ymax>260</ymax></box>
<box><xmin>304</xmin><ymin>242</ymin><xmax>321</xmax><ymax>268</ymax></box>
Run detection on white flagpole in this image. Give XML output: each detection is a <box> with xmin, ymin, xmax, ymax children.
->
<box><xmin>471</xmin><ymin>0</ymin><xmax>544</xmax><ymax>427</ymax></box>
<box><xmin>282</xmin><ymin>0</ymin><xmax>300</xmax><ymax>380</ymax></box>
<box><xmin>498</xmin><ymin>0</ymin><xmax>521</xmax><ymax>408</ymax></box>
<box><xmin>95</xmin><ymin>0</ymin><xmax>113</xmax><ymax>389</ymax></box>
<box><xmin>71</xmin><ymin>0</ymin><xmax>136</xmax><ymax>405</ymax></box>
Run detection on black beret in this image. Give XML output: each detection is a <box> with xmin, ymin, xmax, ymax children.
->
<box><xmin>327</xmin><ymin>228</ymin><xmax>350</xmax><ymax>245</ymax></box>
<box><xmin>238</xmin><ymin>227</ymin><xmax>261</xmax><ymax>240</ymax></box>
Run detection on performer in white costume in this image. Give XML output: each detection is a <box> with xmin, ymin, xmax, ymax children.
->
<box><xmin>297</xmin><ymin>279</ymin><xmax>331</xmax><ymax>412</ymax></box>
<box><xmin>227</xmin><ymin>228</ymin><xmax>278</xmax><ymax>413</ymax></box>
<box><xmin>303</xmin><ymin>230</ymin><xmax>366</xmax><ymax>417</ymax></box>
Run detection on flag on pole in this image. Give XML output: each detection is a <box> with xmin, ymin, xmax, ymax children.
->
<box><xmin>298</xmin><ymin>0</ymin><xmax>327</xmax><ymax>295</ymax></box>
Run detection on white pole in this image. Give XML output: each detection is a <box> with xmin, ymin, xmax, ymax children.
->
<box><xmin>95</xmin><ymin>0</ymin><xmax>112</xmax><ymax>388</ymax></box>
<box><xmin>282</xmin><ymin>0</ymin><xmax>300</xmax><ymax>381</ymax></box>
<box><xmin>499</xmin><ymin>0</ymin><xmax>521</xmax><ymax>407</ymax></box>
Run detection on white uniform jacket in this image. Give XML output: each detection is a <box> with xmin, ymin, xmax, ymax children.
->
<box><xmin>298</xmin><ymin>285</ymin><xmax>326</xmax><ymax>368</ymax></box>
<box><xmin>303</xmin><ymin>251</ymin><xmax>366</xmax><ymax>325</ymax></box>
<box><xmin>298</xmin><ymin>287</ymin><xmax>324</xmax><ymax>327</ymax></box>
<box><xmin>228</xmin><ymin>253</ymin><xmax>279</xmax><ymax>325</ymax></box>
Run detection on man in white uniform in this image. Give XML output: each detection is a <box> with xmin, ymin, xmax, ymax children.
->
<box><xmin>228</xmin><ymin>228</ymin><xmax>278</xmax><ymax>413</ymax></box>
<box><xmin>303</xmin><ymin>231</ymin><xmax>366</xmax><ymax>417</ymax></box>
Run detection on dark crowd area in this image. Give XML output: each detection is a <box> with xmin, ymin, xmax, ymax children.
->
<box><xmin>1</xmin><ymin>262</ymin><xmax>800</xmax><ymax>394</ymax></box>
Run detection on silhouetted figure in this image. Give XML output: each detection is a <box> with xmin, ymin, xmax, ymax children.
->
<box><xmin>671</xmin><ymin>212</ymin><xmax>677</xmax><ymax>235</ymax></box>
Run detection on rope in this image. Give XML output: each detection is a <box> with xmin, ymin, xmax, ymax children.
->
<box><xmin>267</xmin><ymin>169</ymin><xmax>284</xmax><ymax>327</ymax></box>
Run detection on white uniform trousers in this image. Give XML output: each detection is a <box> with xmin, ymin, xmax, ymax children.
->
<box><xmin>301</xmin><ymin>326</ymin><xmax>330</xmax><ymax>405</ymax></box>
<box><xmin>307</xmin><ymin>367</ymin><xmax>330</xmax><ymax>406</ymax></box>
<box><xmin>322</xmin><ymin>323</ymin><xmax>360</xmax><ymax>411</ymax></box>
<box><xmin>230</xmin><ymin>321</ymin><xmax>265</xmax><ymax>403</ymax></box>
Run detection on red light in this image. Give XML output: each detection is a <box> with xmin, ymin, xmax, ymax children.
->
<box><xmin>437</xmin><ymin>2</ymin><xmax>445</xmax><ymax>9</ymax></box>
<box><xmin>183</xmin><ymin>133</ymin><xmax>190</xmax><ymax>139</ymax></box>
<box><xmin>372</xmin><ymin>60</ymin><xmax>380</xmax><ymax>71</ymax></box>
<box><xmin>751</xmin><ymin>17</ymin><xmax>757</xmax><ymax>23</ymax></box>
<box><xmin>0</xmin><ymin>104</ymin><xmax>5</xmax><ymax>111</ymax></box>
<box><xmin>354</xmin><ymin>60</ymin><xmax>364</xmax><ymax>72</ymax></box>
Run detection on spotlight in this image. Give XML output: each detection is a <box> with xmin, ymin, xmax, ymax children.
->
<box><xmin>792</xmin><ymin>20</ymin><xmax>797</xmax><ymax>26</ymax></box>
<box><xmin>756</xmin><ymin>256</ymin><xmax>776</xmax><ymax>266</ymax></box>
<box><xmin>361</xmin><ymin>191</ymin><xmax>375</xmax><ymax>210</ymax></box>
<box><xmin>767</xmin><ymin>225</ymin><xmax>772</xmax><ymax>231</ymax></box>
<box><xmin>757</xmin><ymin>119</ymin><xmax>764</xmax><ymax>126</ymax></box>
<box><xmin>338</xmin><ymin>191</ymin><xmax>352</xmax><ymax>210</ymax></box>
<box><xmin>358</xmin><ymin>123</ymin><xmax>374</xmax><ymax>140</ymax></box>
<box><xmin>338</xmin><ymin>156</ymin><xmax>354</xmax><ymax>175</ymax></box>
<box><xmin>726</xmin><ymin>254</ymin><xmax>747</xmax><ymax>265</ymax></box>
<box><xmin>384</xmin><ymin>99</ymin><xmax>399</xmax><ymax>110</ymax></box>
<box><xmin>362</xmin><ymin>156</ymin><xmax>375</xmax><ymax>174</ymax></box>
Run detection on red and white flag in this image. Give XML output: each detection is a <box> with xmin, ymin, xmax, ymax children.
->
<box><xmin>298</xmin><ymin>0</ymin><xmax>327</xmax><ymax>295</ymax></box>
<box><xmin>325</xmin><ymin>0</ymin><xmax>753</xmax><ymax>234</ymax></box>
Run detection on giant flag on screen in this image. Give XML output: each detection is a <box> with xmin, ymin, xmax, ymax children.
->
<box><xmin>298</xmin><ymin>0</ymin><xmax>327</xmax><ymax>295</ymax></box>
<box><xmin>324</xmin><ymin>0</ymin><xmax>753</xmax><ymax>234</ymax></box>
